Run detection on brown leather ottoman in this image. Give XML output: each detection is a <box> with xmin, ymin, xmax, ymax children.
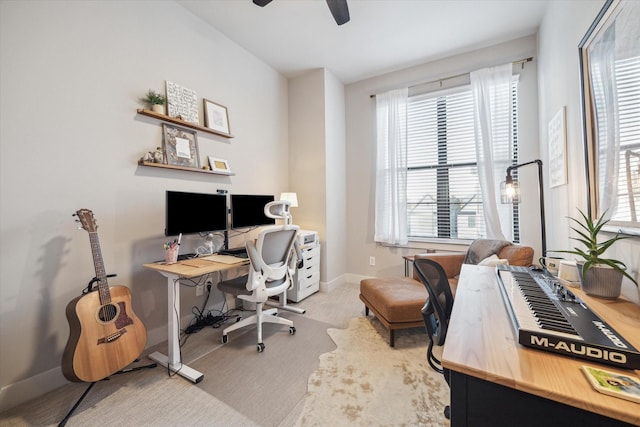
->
<box><xmin>359</xmin><ymin>277</ymin><xmax>427</xmax><ymax>347</ymax></box>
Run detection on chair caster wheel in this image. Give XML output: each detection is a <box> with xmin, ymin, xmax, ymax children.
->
<box><xmin>289</xmin><ymin>326</ymin><xmax>296</xmax><ymax>335</ymax></box>
<box><xmin>222</xmin><ymin>335</ymin><xmax>228</xmax><ymax>344</ymax></box>
<box><xmin>444</xmin><ymin>405</ymin><xmax>450</xmax><ymax>420</ymax></box>
<box><xmin>257</xmin><ymin>342</ymin><xmax>265</xmax><ymax>352</ymax></box>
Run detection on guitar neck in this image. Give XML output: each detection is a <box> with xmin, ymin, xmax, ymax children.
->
<box><xmin>88</xmin><ymin>231</ymin><xmax>111</xmax><ymax>305</ymax></box>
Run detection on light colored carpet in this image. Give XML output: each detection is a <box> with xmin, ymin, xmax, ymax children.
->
<box><xmin>190</xmin><ymin>312</ymin><xmax>336</xmax><ymax>427</ymax></box>
<box><xmin>0</xmin><ymin>359</ymin><xmax>258</xmax><ymax>427</ymax></box>
<box><xmin>295</xmin><ymin>316</ymin><xmax>451</xmax><ymax>427</ymax></box>
<box><xmin>0</xmin><ymin>282</ymin><xmax>450</xmax><ymax>427</ymax></box>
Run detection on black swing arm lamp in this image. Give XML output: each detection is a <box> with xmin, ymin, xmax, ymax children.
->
<box><xmin>500</xmin><ymin>159</ymin><xmax>546</xmax><ymax>257</ymax></box>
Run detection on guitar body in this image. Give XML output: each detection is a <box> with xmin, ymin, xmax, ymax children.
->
<box><xmin>62</xmin><ymin>285</ymin><xmax>147</xmax><ymax>382</ymax></box>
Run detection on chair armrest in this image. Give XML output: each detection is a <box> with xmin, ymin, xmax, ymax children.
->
<box><xmin>413</xmin><ymin>252</ymin><xmax>466</xmax><ymax>280</ymax></box>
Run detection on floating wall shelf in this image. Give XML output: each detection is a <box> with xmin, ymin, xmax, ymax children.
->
<box><xmin>138</xmin><ymin>161</ymin><xmax>234</xmax><ymax>176</ymax></box>
<box><xmin>136</xmin><ymin>108</ymin><xmax>234</xmax><ymax>139</ymax></box>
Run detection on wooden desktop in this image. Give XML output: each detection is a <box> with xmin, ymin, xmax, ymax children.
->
<box><xmin>143</xmin><ymin>257</ymin><xmax>249</xmax><ymax>383</ymax></box>
<box><xmin>443</xmin><ymin>265</ymin><xmax>640</xmax><ymax>426</ymax></box>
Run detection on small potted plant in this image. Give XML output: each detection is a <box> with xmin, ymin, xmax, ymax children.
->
<box><xmin>140</xmin><ymin>89</ymin><xmax>166</xmax><ymax>115</ymax></box>
<box><xmin>553</xmin><ymin>209</ymin><xmax>637</xmax><ymax>298</ymax></box>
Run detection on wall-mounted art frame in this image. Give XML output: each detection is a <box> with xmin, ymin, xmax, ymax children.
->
<box><xmin>548</xmin><ymin>106</ymin><xmax>567</xmax><ymax>188</ymax></box>
<box><xmin>204</xmin><ymin>99</ymin><xmax>231</xmax><ymax>136</ymax></box>
<box><xmin>579</xmin><ymin>0</ymin><xmax>640</xmax><ymax>234</ymax></box>
<box><xmin>208</xmin><ymin>156</ymin><xmax>231</xmax><ymax>174</ymax></box>
<box><xmin>166</xmin><ymin>80</ymin><xmax>199</xmax><ymax>124</ymax></box>
<box><xmin>162</xmin><ymin>123</ymin><xmax>200</xmax><ymax>169</ymax></box>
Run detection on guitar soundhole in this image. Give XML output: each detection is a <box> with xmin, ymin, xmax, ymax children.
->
<box><xmin>96</xmin><ymin>303</ymin><xmax>119</xmax><ymax>323</ymax></box>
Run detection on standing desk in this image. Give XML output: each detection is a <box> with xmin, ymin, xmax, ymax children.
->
<box><xmin>443</xmin><ymin>265</ymin><xmax>640</xmax><ymax>426</ymax></box>
<box><xmin>143</xmin><ymin>258</ymin><xmax>249</xmax><ymax>383</ymax></box>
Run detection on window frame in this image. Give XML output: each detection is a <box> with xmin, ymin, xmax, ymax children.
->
<box><xmin>405</xmin><ymin>80</ymin><xmax>520</xmax><ymax>242</ymax></box>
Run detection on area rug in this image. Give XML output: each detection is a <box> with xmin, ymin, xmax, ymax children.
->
<box><xmin>295</xmin><ymin>316</ymin><xmax>451</xmax><ymax>427</ymax></box>
<box><xmin>190</xmin><ymin>313</ymin><xmax>336</xmax><ymax>427</ymax></box>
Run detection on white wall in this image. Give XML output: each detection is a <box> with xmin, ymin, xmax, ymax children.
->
<box><xmin>344</xmin><ymin>35</ymin><xmax>540</xmax><ymax>277</ymax></box>
<box><xmin>288</xmin><ymin>69</ymin><xmax>348</xmax><ymax>287</ymax></box>
<box><xmin>0</xmin><ymin>0</ymin><xmax>288</xmax><ymax>410</ymax></box>
<box><xmin>537</xmin><ymin>0</ymin><xmax>640</xmax><ymax>303</ymax></box>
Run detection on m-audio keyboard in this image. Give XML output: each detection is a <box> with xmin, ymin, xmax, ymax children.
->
<box><xmin>496</xmin><ymin>265</ymin><xmax>639</xmax><ymax>369</ymax></box>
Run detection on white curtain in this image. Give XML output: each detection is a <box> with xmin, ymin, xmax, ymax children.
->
<box><xmin>470</xmin><ymin>63</ymin><xmax>513</xmax><ymax>240</ymax></box>
<box><xmin>374</xmin><ymin>88</ymin><xmax>408</xmax><ymax>245</ymax></box>
<box><xmin>590</xmin><ymin>20</ymin><xmax>620</xmax><ymax>219</ymax></box>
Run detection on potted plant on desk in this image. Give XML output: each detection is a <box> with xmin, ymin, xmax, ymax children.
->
<box><xmin>552</xmin><ymin>209</ymin><xmax>637</xmax><ymax>299</ymax></box>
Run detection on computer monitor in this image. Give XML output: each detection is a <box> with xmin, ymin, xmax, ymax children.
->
<box><xmin>165</xmin><ymin>190</ymin><xmax>228</xmax><ymax>237</ymax></box>
<box><xmin>230</xmin><ymin>194</ymin><xmax>276</xmax><ymax>229</ymax></box>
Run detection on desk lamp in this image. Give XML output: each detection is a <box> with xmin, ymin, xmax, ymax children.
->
<box><xmin>500</xmin><ymin>159</ymin><xmax>547</xmax><ymax>257</ymax></box>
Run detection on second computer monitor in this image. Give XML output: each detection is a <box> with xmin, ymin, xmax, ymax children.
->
<box><xmin>230</xmin><ymin>194</ymin><xmax>275</xmax><ymax>229</ymax></box>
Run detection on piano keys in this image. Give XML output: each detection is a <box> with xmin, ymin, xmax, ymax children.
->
<box><xmin>496</xmin><ymin>265</ymin><xmax>640</xmax><ymax>370</ymax></box>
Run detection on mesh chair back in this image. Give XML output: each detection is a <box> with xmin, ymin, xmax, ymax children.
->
<box><xmin>253</xmin><ymin>225</ymin><xmax>299</xmax><ymax>286</ymax></box>
<box><xmin>414</xmin><ymin>258</ymin><xmax>454</xmax><ymax>347</ymax></box>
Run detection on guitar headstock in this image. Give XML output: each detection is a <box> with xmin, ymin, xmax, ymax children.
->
<box><xmin>74</xmin><ymin>209</ymin><xmax>97</xmax><ymax>233</ymax></box>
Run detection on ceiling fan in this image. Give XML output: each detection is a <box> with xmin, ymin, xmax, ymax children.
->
<box><xmin>253</xmin><ymin>0</ymin><xmax>350</xmax><ymax>26</ymax></box>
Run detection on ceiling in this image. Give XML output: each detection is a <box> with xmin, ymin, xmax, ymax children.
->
<box><xmin>177</xmin><ymin>0</ymin><xmax>550</xmax><ymax>84</ymax></box>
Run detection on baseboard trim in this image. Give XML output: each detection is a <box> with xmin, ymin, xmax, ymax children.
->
<box><xmin>0</xmin><ymin>366</ymin><xmax>66</xmax><ymax>413</ymax></box>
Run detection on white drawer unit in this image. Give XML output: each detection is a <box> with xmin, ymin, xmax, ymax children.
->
<box><xmin>289</xmin><ymin>242</ymin><xmax>320</xmax><ymax>302</ymax></box>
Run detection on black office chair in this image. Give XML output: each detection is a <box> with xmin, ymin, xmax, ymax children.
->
<box><xmin>413</xmin><ymin>257</ymin><xmax>454</xmax><ymax>420</ymax></box>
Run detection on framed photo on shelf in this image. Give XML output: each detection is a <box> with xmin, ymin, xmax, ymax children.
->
<box><xmin>162</xmin><ymin>123</ymin><xmax>200</xmax><ymax>168</ymax></box>
<box><xmin>208</xmin><ymin>156</ymin><xmax>231</xmax><ymax>174</ymax></box>
<box><xmin>204</xmin><ymin>99</ymin><xmax>231</xmax><ymax>136</ymax></box>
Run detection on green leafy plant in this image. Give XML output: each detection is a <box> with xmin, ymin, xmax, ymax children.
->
<box><xmin>140</xmin><ymin>89</ymin><xmax>166</xmax><ymax>106</ymax></box>
<box><xmin>553</xmin><ymin>209</ymin><xmax>637</xmax><ymax>286</ymax></box>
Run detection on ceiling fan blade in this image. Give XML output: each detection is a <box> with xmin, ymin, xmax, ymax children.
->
<box><xmin>253</xmin><ymin>0</ymin><xmax>273</xmax><ymax>7</ymax></box>
<box><xmin>326</xmin><ymin>0</ymin><xmax>350</xmax><ymax>25</ymax></box>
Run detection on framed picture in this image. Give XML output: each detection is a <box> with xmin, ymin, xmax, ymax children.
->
<box><xmin>162</xmin><ymin>124</ymin><xmax>200</xmax><ymax>168</ymax></box>
<box><xmin>204</xmin><ymin>99</ymin><xmax>231</xmax><ymax>136</ymax></box>
<box><xmin>208</xmin><ymin>156</ymin><xmax>231</xmax><ymax>174</ymax></box>
<box><xmin>548</xmin><ymin>106</ymin><xmax>567</xmax><ymax>188</ymax></box>
<box><xmin>166</xmin><ymin>81</ymin><xmax>199</xmax><ymax>124</ymax></box>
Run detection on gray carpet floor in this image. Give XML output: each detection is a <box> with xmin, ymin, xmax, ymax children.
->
<box><xmin>0</xmin><ymin>282</ymin><xmax>365</xmax><ymax>426</ymax></box>
<box><xmin>0</xmin><ymin>282</ymin><xmax>446</xmax><ymax>426</ymax></box>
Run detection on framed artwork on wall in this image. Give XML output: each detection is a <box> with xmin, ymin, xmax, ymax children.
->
<box><xmin>162</xmin><ymin>124</ymin><xmax>200</xmax><ymax>169</ymax></box>
<box><xmin>204</xmin><ymin>99</ymin><xmax>231</xmax><ymax>136</ymax></box>
<box><xmin>166</xmin><ymin>80</ymin><xmax>199</xmax><ymax>124</ymax></box>
<box><xmin>548</xmin><ymin>106</ymin><xmax>567</xmax><ymax>188</ymax></box>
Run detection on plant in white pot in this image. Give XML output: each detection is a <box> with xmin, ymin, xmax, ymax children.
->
<box><xmin>553</xmin><ymin>209</ymin><xmax>637</xmax><ymax>299</ymax></box>
<box><xmin>140</xmin><ymin>89</ymin><xmax>166</xmax><ymax>115</ymax></box>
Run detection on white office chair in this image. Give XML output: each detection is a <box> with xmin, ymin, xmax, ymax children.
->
<box><xmin>217</xmin><ymin>201</ymin><xmax>302</xmax><ymax>352</ymax></box>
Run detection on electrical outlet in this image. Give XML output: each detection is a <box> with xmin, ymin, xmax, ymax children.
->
<box><xmin>369</xmin><ymin>256</ymin><xmax>376</xmax><ymax>266</ymax></box>
<box><xmin>196</xmin><ymin>284</ymin><xmax>204</xmax><ymax>296</ymax></box>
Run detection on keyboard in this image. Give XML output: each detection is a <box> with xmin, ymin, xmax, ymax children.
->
<box><xmin>218</xmin><ymin>247</ymin><xmax>248</xmax><ymax>258</ymax></box>
<box><xmin>495</xmin><ymin>265</ymin><xmax>639</xmax><ymax>369</ymax></box>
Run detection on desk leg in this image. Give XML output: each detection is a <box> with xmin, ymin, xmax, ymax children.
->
<box><xmin>148</xmin><ymin>275</ymin><xmax>204</xmax><ymax>383</ymax></box>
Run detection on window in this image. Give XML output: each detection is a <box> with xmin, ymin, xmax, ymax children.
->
<box><xmin>406</xmin><ymin>81</ymin><xmax>519</xmax><ymax>240</ymax></box>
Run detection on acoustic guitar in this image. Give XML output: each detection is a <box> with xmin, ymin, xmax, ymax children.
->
<box><xmin>62</xmin><ymin>209</ymin><xmax>147</xmax><ymax>383</ymax></box>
